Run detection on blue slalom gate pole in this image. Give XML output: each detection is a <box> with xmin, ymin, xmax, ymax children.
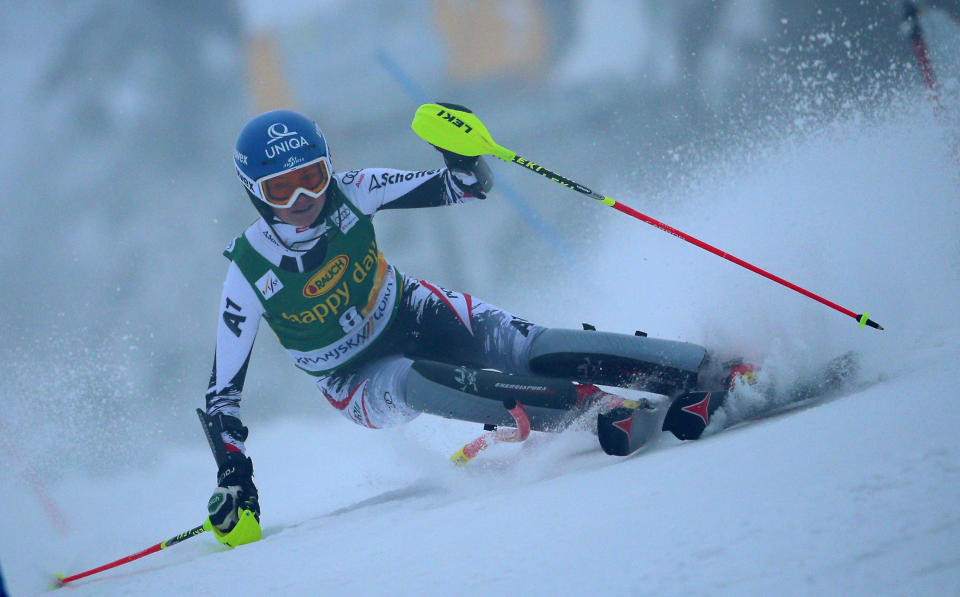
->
<box><xmin>375</xmin><ymin>47</ymin><xmax>574</xmax><ymax>258</ymax></box>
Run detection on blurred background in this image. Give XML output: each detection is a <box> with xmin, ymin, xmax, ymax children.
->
<box><xmin>0</xmin><ymin>0</ymin><xmax>956</xmax><ymax>479</ymax></box>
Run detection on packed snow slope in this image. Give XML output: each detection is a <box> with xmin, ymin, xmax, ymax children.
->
<box><xmin>3</xmin><ymin>94</ymin><xmax>960</xmax><ymax>596</ymax></box>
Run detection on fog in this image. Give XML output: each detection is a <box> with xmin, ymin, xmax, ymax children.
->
<box><xmin>0</xmin><ymin>0</ymin><xmax>951</xmax><ymax>478</ymax></box>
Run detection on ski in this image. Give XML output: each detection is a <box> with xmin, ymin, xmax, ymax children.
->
<box><xmin>597</xmin><ymin>352</ymin><xmax>861</xmax><ymax>456</ymax></box>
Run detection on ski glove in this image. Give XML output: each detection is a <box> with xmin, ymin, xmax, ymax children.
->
<box><xmin>433</xmin><ymin>102</ymin><xmax>494</xmax><ymax>200</ymax></box>
<box><xmin>207</xmin><ymin>452</ymin><xmax>261</xmax><ymax>547</ymax></box>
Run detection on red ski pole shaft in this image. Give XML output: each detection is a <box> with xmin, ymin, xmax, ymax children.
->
<box><xmin>509</xmin><ymin>154</ymin><xmax>884</xmax><ymax>330</ymax></box>
<box><xmin>904</xmin><ymin>1</ymin><xmax>940</xmax><ymax>93</ymax></box>
<box><xmin>57</xmin><ymin>522</ymin><xmax>209</xmax><ymax>585</ymax></box>
<box><xmin>606</xmin><ymin>201</ymin><xmax>883</xmax><ymax>329</ymax></box>
<box><xmin>0</xmin><ymin>420</ymin><xmax>70</xmax><ymax>535</ymax></box>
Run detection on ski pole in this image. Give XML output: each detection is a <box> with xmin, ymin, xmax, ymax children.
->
<box><xmin>903</xmin><ymin>1</ymin><xmax>940</xmax><ymax>97</ymax></box>
<box><xmin>0</xmin><ymin>420</ymin><xmax>70</xmax><ymax>535</ymax></box>
<box><xmin>56</xmin><ymin>521</ymin><xmax>210</xmax><ymax>586</ymax></box>
<box><xmin>411</xmin><ymin>103</ymin><xmax>884</xmax><ymax>331</ymax></box>
<box><xmin>450</xmin><ymin>399</ymin><xmax>531</xmax><ymax>465</ymax></box>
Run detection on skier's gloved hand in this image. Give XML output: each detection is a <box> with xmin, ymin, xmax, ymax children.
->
<box><xmin>206</xmin><ymin>452</ymin><xmax>261</xmax><ymax>547</ymax></box>
<box><xmin>433</xmin><ymin>102</ymin><xmax>493</xmax><ymax>199</ymax></box>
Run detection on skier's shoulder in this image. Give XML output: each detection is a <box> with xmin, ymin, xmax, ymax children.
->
<box><xmin>223</xmin><ymin>218</ymin><xmax>281</xmax><ymax>261</ymax></box>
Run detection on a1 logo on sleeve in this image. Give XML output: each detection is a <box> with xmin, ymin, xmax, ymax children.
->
<box><xmin>255</xmin><ymin>270</ymin><xmax>284</xmax><ymax>300</ymax></box>
<box><xmin>334</xmin><ymin>204</ymin><xmax>359</xmax><ymax>234</ymax></box>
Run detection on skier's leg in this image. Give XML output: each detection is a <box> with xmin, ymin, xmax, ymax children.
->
<box><xmin>390</xmin><ymin>277</ymin><xmax>724</xmax><ymax>435</ymax></box>
<box><xmin>314</xmin><ymin>356</ymin><xmax>420</xmax><ymax>429</ymax></box>
<box><xmin>312</xmin><ymin>278</ymin><xmax>551</xmax><ymax>429</ymax></box>
<box><xmin>402</xmin><ymin>359</ymin><xmax>601</xmax><ymax>431</ymax></box>
<box><xmin>525</xmin><ymin>328</ymin><xmax>710</xmax><ymax>395</ymax></box>
<box><xmin>399</xmin><ymin>277</ymin><xmax>711</xmax><ymax>396</ymax></box>
<box><xmin>315</xmin><ymin>352</ymin><xmax>592</xmax><ymax>432</ymax></box>
<box><xmin>396</xmin><ymin>277</ymin><xmax>545</xmax><ymax>375</ymax></box>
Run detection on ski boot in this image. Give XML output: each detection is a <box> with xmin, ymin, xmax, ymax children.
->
<box><xmin>661</xmin><ymin>358</ymin><xmax>759</xmax><ymax>441</ymax></box>
<box><xmin>585</xmin><ymin>383</ymin><xmax>664</xmax><ymax>456</ymax></box>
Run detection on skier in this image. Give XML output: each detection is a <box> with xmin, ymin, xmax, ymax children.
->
<box><xmin>202</xmin><ymin>105</ymin><xmax>730</xmax><ymax>547</ymax></box>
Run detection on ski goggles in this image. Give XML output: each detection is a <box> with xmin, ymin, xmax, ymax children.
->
<box><xmin>245</xmin><ymin>156</ymin><xmax>332</xmax><ymax>209</ymax></box>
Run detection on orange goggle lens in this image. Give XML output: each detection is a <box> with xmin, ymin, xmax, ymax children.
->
<box><xmin>258</xmin><ymin>157</ymin><xmax>331</xmax><ymax>207</ymax></box>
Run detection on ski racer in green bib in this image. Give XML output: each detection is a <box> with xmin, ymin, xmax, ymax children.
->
<box><xmin>203</xmin><ymin>106</ymin><xmax>720</xmax><ymax>547</ymax></box>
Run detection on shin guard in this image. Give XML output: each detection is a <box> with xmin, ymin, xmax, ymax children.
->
<box><xmin>527</xmin><ymin>328</ymin><xmax>708</xmax><ymax>395</ymax></box>
<box><xmin>404</xmin><ymin>360</ymin><xmax>584</xmax><ymax>432</ymax></box>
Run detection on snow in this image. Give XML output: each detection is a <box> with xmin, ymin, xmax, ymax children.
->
<box><xmin>4</xmin><ymin>94</ymin><xmax>958</xmax><ymax>596</ymax></box>
<box><xmin>4</xmin><ymin>23</ymin><xmax>960</xmax><ymax>597</ymax></box>
<box><xmin>7</xmin><ymin>346</ymin><xmax>960</xmax><ymax>596</ymax></box>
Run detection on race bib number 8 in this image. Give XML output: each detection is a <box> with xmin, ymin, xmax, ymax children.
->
<box><xmin>338</xmin><ymin>306</ymin><xmax>361</xmax><ymax>332</ymax></box>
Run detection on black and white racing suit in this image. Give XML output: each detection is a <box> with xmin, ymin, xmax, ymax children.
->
<box><xmin>206</xmin><ymin>165</ymin><xmax>544</xmax><ymax>451</ymax></box>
